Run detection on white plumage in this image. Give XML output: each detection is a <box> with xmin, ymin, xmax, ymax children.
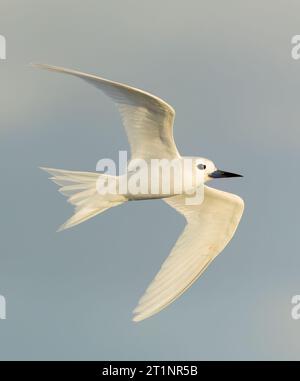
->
<box><xmin>34</xmin><ymin>63</ymin><xmax>244</xmax><ymax>322</ymax></box>
<box><xmin>133</xmin><ymin>187</ymin><xmax>244</xmax><ymax>321</ymax></box>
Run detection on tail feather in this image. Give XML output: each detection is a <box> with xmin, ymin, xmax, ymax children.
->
<box><xmin>58</xmin><ymin>183</ymin><xmax>92</xmax><ymax>197</ymax></box>
<box><xmin>41</xmin><ymin>167</ymin><xmax>125</xmax><ymax>231</ymax></box>
<box><xmin>56</xmin><ymin>206</ymin><xmax>110</xmax><ymax>232</ymax></box>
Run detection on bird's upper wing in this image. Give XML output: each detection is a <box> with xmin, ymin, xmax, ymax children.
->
<box><xmin>133</xmin><ymin>186</ymin><xmax>244</xmax><ymax>322</ymax></box>
<box><xmin>32</xmin><ymin>64</ymin><xmax>180</xmax><ymax>160</ymax></box>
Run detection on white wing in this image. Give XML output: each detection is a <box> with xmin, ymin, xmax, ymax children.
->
<box><xmin>133</xmin><ymin>186</ymin><xmax>244</xmax><ymax>322</ymax></box>
<box><xmin>32</xmin><ymin>63</ymin><xmax>180</xmax><ymax>160</ymax></box>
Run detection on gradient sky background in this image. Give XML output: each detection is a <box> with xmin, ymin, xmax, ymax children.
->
<box><xmin>0</xmin><ymin>0</ymin><xmax>299</xmax><ymax>360</ymax></box>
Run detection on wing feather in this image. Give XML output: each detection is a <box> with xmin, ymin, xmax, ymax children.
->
<box><xmin>133</xmin><ymin>186</ymin><xmax>244</xmax><ymax>322</ymax></box>
<box><xmin>32</xmin><ymin>63</ymin><xmax>180</xmax><ymax>160</ymax></box>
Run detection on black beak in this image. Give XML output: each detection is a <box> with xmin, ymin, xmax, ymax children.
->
<box><xmin>209</xmin><ymin>169</ymin><xmax>243</xmax><ymax>179</ymax></box>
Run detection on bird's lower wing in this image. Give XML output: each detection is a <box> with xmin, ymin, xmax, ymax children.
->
<box><xmin>133</xmin><ymin>186</ymin><xmax>244</xmax><ymax>322</ymax></box>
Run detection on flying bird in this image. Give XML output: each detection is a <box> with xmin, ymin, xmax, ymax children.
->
<box><xmin>33</xmin><ymin>63</ymin><xmax>244</xmax><ymax>322</ymax></box>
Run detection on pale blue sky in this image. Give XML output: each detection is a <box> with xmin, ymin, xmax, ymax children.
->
<box><xmin>0</xmin><ymin>0</ymin><xmax>299</xmax><ymax>360</ymax></box>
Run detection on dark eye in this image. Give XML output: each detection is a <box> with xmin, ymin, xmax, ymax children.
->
<box><xmin>197</xmin><ymin>164</ymin><xmax>206</xmax><ymax>170</ymax></box>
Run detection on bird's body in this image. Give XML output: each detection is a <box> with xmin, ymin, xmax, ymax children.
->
<box><xmin>34</xmin><ymin>63</ymin><xmax>244</xmax><ymax>322</ymax></box>
<box><xmin>110</xmin><ymin>156</ymin><xmax>214</xmax><ymax>201</ymax></box>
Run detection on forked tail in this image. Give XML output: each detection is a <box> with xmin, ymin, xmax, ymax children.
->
<box><xmin>41</xmin><ymin>167</ymin><xmax>126</xmax><ymax>231</ymax></box>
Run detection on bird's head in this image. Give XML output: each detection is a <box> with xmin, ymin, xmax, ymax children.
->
<box><xmin>195</xmin><ymin>158</ymin><xmax>243</xmax><ymax>182</ymax></box>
